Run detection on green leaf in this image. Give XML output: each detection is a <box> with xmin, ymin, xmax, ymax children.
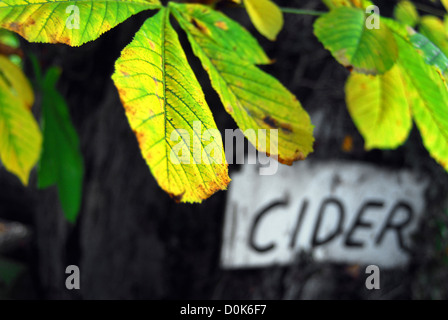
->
<box><xmin>395</xmin><ymin>35</ymin><xmax>448</xmax><ymax>170</ymax></box>
<box><xmin>171</xmin><ymin>3</ymin><xmax>314</xmax><ymax>165</ymax></box>
<box><xmin>314</xmin><ymin>6</ymin><xmax>398</xmax><ymax>74</ymax></box>
<box><xmin>345</xmin><ymin>65</ymin><xmax>412</xmax><ymax>150</ymax></box>
<box><xmin>37</xmin><ymin>67</ymin><xmax>84</xmax><ymax>223</ymax></box>
<box><xmin>243</xmin><ymin>0</ymin><xmax>283</xmax><ymax>41</ymax></box>
<box><xmin>419</xmin><ymin>15</ymin><xmax>448</xmax><ymax>58</ymax></box>
<box><xmin>0</xmin><ymin>0</ymin><xmax>160</xmax><ymax>47</ymax></box>
<box><xmin>169</xmin><ymin>3</ymin><xmax>270</xmax><ymax>65</ymax></box>
<box><xmin>409</xmin><ymin>31</ymin><xmax>448</xmax><ymax>75</ymax></box>
<box><xmin>0</xmin><ymin>55</ymin><xmax>41</xmax><ymax>185</ymax></box>
<box><xmin>112</xmin><ymin>8</ymin><xmax>230</xmax><ymax>203</ymax></box>
<box><xmin>393</xmin><ymin>1</ymin><xmax>419</xmax><ymax>28</ymax></box>
<box><xmin>0</xmin><ymin>29</ymin><xmax>19</xmax><ymax>49</ymax></box>
<box><xmin>383</xmin><ymin>16</ymin><xmax>448</xmax><ymax>75</ymax></box>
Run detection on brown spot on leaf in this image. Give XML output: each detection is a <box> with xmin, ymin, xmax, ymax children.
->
<box><xmin>225</xmin><ymin>103</ymin><xmax>233</xmax><ymax>113</ymax></box>
<box><xmin>263</xmin><ymin>116</ymin><xmax>277</xmax><ymax>128</ymax></box>
<box><xmin>46</xmin><ymin>31</ymin><xmax>71</xmax><ymax>45</ymax></box>
<box><xmin>215</xmin><ymin>21</ymin><xmax>228</xmax><ymax>30</ymax></box>
<box><xmin>121</xmin><ymin>50</ymin><xmax>133</xmax><ymax>59</ymax></box>
<box><xmin>280</xmin><ymin>123</ymin><xmax>293</xmax><ymax>134</ymax></box>
<box><xmin>127</xmin><ymin>105</ymin><xmax>137</xmax><ymax>116</ymax></box>
<box><xmin>275</xmin><ymin>149</ymin><xmax>306</xmax><ymax>166</ymax></box>
<box><xmin>197</xmin><ymin>184</ymin><xmax>207</xmax><ymax>195</ymax></box>
<box><xmin>8</xmin><ymin>22</ymin><xmax>21</xmax><ymax>33</ymax></box>
<box><xmin>197</xmin><ymin>171</ymin><xmax>231</xmax><ymax>201</ymax></box>
<box><xmin>277</xmin><ymin>157</ymin><xmax>293</xmax><ymax>166</ymax></box>
<box><xmin>117</xmin><ymin>87</ymin><xmax>127</xmax><ymax>99</ymax></box>
<box><xmin>346</xmin><ymin>65</ymin><xmax>354</xmax><ymax>72</ymax></box>
<box><xmin>135</xmin><ymin>131</ymin><xmax>145</xmax><ymax>145</ymax></box>
<box><xmin>263</xmin><ymin>116</ymin><xmax>293</xmax><ymax>134</ymax></box>
<box><xmin>192</xmin><ymin>18</ymin><xmax>211</xmax><ymax>36</ymax></box>
<box><xmin>148</xmin><ymin>40</ymin><xmax>155</xmax><ymax>50</ymax></box>
<box><xmin>60</xmin><ymin>36</ymin><xmax>72</xmax><ymax>46</ymax></box>
<box><xmin>168</xmin><ymin>191</ymin><xmax>185</xmax><ymax>203</ymax></box>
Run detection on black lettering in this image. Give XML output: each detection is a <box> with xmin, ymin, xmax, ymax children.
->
<box><xmin>345</xmin><ymin>201</ymin><xmax>384</xmax><ymax>247</ymax></box>
<box><xmin>289</xmin><ymin>199</ymin><xmax>309</xmax><ymax>249</ymax></box>
<box><xmin>376</xmin><ymin>202</ymin><xmax>413</xmax><ymax>252</ymax></box>
<box><xmin>312</xmin><ymin>198</ymin><xmax>345</xmax><ymax>247</ymax></box>
<box><xmin>249</xmin><ymin>197</ymin><xmax>289</xmax><ymax>253</ymax></box>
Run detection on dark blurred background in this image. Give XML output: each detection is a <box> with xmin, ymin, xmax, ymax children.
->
<box><xmin>1</xmin><ymin>0</ymin><xmax>448</xmax><ymax>299</ymax></box>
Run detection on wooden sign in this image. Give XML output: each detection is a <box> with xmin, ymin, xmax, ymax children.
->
<box><xmin>221</xmin><ymin>160</ymin><xmax>429</xmax><ymax>269</ymax></box>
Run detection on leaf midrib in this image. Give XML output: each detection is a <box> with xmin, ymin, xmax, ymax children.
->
<box><xmin>161</xmin><ymin>7</ymin><xmax>169</xmax><ymax>188</ymax></box>
<box><xmin>349</xmin><ymin>9</ymin><xmax>367</xmax><ymax>65</ymax></box>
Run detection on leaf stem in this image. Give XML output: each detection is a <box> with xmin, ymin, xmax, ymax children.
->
<box><xmin>279</xmin><ymin>7</ymin><xmax>326</xmax><ymax>16</ymax></box>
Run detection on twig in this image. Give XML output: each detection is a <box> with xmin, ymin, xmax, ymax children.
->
<box><xmin>279</xmin><ymin>7</ymin><xmax>326</xmax><ymax>16</ymax></box>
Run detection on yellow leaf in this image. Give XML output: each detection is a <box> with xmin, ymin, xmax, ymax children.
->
<box><xmin>112</xmin><ymin>9</ymin><xmax>230</xmax><ymax>203</ymax></box>
<box><xmin>0</xmin><ymin>54</ymin><xmax>34</xmax><ymax>109</ymax></box>
<box><xmin>244</xmin><ymin>0</ymin><xmax>284</xmax><ymax>41</ymax></box>
<box><xmin>442</xmin><ymin>0</ymin><xmax>448</xmax><ymax>12</ymax></box>
<box><xmin>0</xmin><ymin>0</ymin><xmax>160</xmax><ymax>47</ymax></box>
<box><xmin>0</xmin><ymin>56</ymin><xmax>41</xmax><ymax>185</ymax></box>
<box><xmin>393</xmin><ymin>0</ymin><xmax>419</xmax><ymax>27</ymax></box>
<box><xmin>345</xmin><ymin>64</ymin><xmax>412</xmax><ymax>150</ymax></box>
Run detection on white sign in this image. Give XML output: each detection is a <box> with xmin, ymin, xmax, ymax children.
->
<box><xmin>221</xmin><ymin>160</ymin><xmax>429</xmax><ymax>269</ymax></box>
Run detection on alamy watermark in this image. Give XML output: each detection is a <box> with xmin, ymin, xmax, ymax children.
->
<box><xmin>365</xmin><ymin>265</ymin><xmax>380</xmax><ymax>290</ymax></box>
<box><xmin>65</xmin><ymin>265</ymin><xmax>80</xmax><ymax>290</ymax></box>
<box><xmin>170</xmin><ymin>121</ymin><xmax>279</xmax><ymax>176</ymax></box>
<box><xmin>366</xmin><ymin>5</ymin><xmax>380</xmax><ymax>30</ymax></box>
<box><xmin>66</xmin><ymin>5</ymin><xmax>80</xmax><ymax>30</ymax></box>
